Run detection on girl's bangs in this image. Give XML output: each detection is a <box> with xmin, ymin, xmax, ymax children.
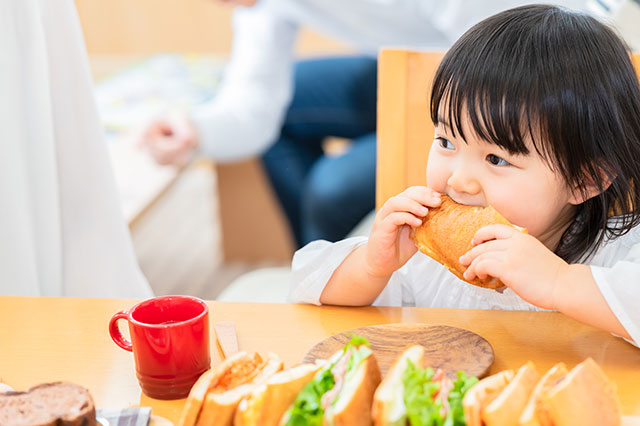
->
<box><xmin>430</xmin><ymin>54</ymin><xmax>556</xmax><ymax>165</ymax></box>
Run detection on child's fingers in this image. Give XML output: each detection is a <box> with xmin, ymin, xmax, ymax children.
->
<box><xmin>381</xmin><ymin>212</ymin><xmax>423</xmax><ymax>231</ymax></box>
<box><xmin>401</xmin><ymin>186</ymin><xmax>442</xmax><ymax>207</ymax></box>
<box><xmin>471</xmin><ymin>224</ymin><xmax>519</xmax><ymax>246</ymax></box>
<box><xmin>380</xmin><ymin>187</ymin><xmax>435</xmax><ymax>217</ymax></box>
<box><xmin>459</xmin><ymin>239</ymin><xmax>508</xmax><ymax>266</ymax></box>
<box><xmin>380</xmin><ymin>196</ymin><xmax>431</xmax><ymax>219</ymax></box>
<box><xmin>463</xmin><ymin>252</ymin><xmax>504</xmax><ymax>281</ymax></box>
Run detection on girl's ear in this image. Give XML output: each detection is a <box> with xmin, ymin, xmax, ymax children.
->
<box><xmin>568</xmin><ymin>167</ymin><xmax>615</xmax><ymax>205</ymax></box>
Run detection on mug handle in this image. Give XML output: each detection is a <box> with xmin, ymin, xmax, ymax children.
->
<box><xmin>109</xmin><ymin>310</ymin><xmax>133</xmax><ymax>352</ymax></box>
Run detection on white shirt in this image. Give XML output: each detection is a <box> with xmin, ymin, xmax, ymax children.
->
<box><xmin>288</xmin><ymin>223</ymin><xmax>640</xmax><ymax>347</ymax></box>
<box><xmin>192</xmin><ymin>0</ymin><xmax>588</xmax><ymax>162</ymax></box>
<box><xmin>0</xmin><ymin>0</ymin><xmax>153</xmax><ymax>298</ymax></box>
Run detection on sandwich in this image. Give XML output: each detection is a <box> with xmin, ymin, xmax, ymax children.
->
<box><xmin>463</xmin><ymin>358</ymin><xmax>621</xmax><ymax>426</ymax></box>
<box><xmin>519</xmin><ymin>362</ymin><xmax>568</xmax><ymax>426</ymax></box>
<box><xmin>539</xmin><ymin>358</ymin><xmax>621</xmax><ymax>426</ymax></box>
<box><xmin>0</xmin><ymin>381</ymin><xmax>97</xmax><ymax>426</ymax></box>
<box><xmin>178</xmin><ymin>351</ymin><xmax>283</xmax><ymax>426</ymax></box>
<box><xmin>281</xmin><ymin>335</ymin><xmax>381</xmax><ymax>426</ymax></box>
<box><xmin>460</xmin><ymin>369</ymin><xmax>514</xmax><ymax>426</ymax></box>
<box><xmin>479</xmin><ymin>361</ymin><xmax>540</xmax><ymax>426</ymax></box>
<box><xmin>372</xmin><ymin>345</ymin><xmax>479</xmax><ymax>426</ymax></box>
<box><xmin>234</xmin><ymin>361</ymin><xmax>326</xmax><ymax>426</ymax></box>
<box><xmin>410</xmin><ymin>195</ymin><xmax>524</xmax><ymax>289</ymax></box>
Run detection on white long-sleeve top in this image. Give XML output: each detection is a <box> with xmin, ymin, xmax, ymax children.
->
<box><xmin>0</xmin><ymin>0</ymin><xmax>153</xmax><ymax>298</ymax></box>
<box><xmin>288</xmin><ymin>223</ymin><xmax>640</xmax><ymax>347</ymax></box>
<box><xmin>192</xmin><ymin>0</ymin><xmax>588</xmax><ymax>162</ymax></box>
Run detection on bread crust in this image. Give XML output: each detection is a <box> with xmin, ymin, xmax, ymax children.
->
<box><xmin>180</xmin><ymin>351</ymin><xmax>283</xmax><ymax>426</ymax></box>
<box><xmin>542</xmin><ymin>358</ymin><xmax>621</xmax><ymax>426</ymax></box>
<box><xmin>372</xmin><ymin>345</ymin><xmax>425</xmax><ymax>426</ymax></box>
<box><xmin>328</xmin><ymin>354</ymin><xmax>382</xmax><ymax>426</ymax></box>
<box><xmin>481</xmin><ymin>362</ymin><xmax>540</xmax><ymax>426</ymax></box>
<box><xmin>519</xmin><ymin>362</ymin><xmax>569</xmax><ymax>426</ymax></box>
<box><xmin>234</xmin><ymin>362</ymin><xmax>323</xmax><ymax>426</ymax></box>
<box><xmin>410</xmin><ymin>195</ymin><xmax>523</xmax><ymax>289</ymax></box>
<box><xmin>463</xmin><ymin>369</ymin><xmax>515</xmax><ymax>426</ymax></box>
<box><xmin>0</xmin><ymin>382</ymin><xmax>96</xmax><ymax>426</ymax></box>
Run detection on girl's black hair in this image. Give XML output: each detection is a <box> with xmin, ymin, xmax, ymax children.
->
<box><xmin>431</xmin><ymin>4</ymin><xmax>640</xmax><ymax>263</ymax></box>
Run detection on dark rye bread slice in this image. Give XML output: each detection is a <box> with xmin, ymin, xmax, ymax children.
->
<box><xmin>0</xmin><ymin>382</ymin><xmax>96</xmax><ymax>426</ymax></box>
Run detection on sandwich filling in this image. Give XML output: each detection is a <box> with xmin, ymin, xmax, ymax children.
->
<box><xmin>403</xmin><ymin>360</ymin><xmax>478</xmax><ymax>426</ymax></box>
<box><xmin>284</xmin><ymin>335</ymin><xmax>372</xmax><ymax>426</ymax></box>
<box><xmin>210</xmin><ymin>353</ymin><xmax>265</xmax><ymax>393</ymax></box>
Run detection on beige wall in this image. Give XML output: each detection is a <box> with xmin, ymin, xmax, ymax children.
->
<box><xmin>74</xmin><ymin>0</ymin><xmax>350</xmax><ymax>55</ymax></box>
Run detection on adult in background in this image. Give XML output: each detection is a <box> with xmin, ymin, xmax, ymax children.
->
<box><xmin>140</xmin><ymin>0</ymin><xmax>587</xmax><ymax>247</ymax></box>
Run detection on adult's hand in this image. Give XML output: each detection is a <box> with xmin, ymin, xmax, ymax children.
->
<box><xmin>138</xmin><ymin>115</ymin><xmax>198</xmax><ymax>167</ymax></box>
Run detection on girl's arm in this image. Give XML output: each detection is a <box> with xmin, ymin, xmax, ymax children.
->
<box><xmin>320</xmin><ymin>187</ymin><xmax>442</xmax><ymax>306</ymax></box>
<box><xmin>460</xmin><ymin>225</ymin><xmax>633</xmax><ymax>340</ymax></box>
<box><xmin>553</xmin><ymin>265</ymin><xmax>630</xmax><ymax>339</ymax></box>
<box><xmin>320</xmin><ymin>245</ymin><xmax>391</xmax><ymax>305</ymax></box>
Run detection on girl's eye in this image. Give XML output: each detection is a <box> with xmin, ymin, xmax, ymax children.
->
<box><xmin>436</xmin><ymin>137</ymin><xmax>455</xmax><ymax>150</ymax></box>
<box><xmin>486</xmin><ymin>153</ymin><xmax>510</xmax><ymax>166</ymax></box>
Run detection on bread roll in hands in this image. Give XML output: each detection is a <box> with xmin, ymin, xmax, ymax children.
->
<box><xmin>411</xmin><ymin>195</ymin><xmax>525</xmax><ymax>289</ymax></box>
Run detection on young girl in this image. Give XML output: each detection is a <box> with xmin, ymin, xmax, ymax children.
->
<box><xmin>288</xmin><ymin>5</ymin><xmax>640</xmax><ymax>346</ymax></box>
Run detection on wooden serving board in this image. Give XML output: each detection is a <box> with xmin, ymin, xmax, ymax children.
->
<box><xmin>303</xmin><ymin>323</ymin><xmax>494</xmax><ymax>379</ymax></box>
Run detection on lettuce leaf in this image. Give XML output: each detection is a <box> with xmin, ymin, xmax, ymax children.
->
<box><xmin>403</xmin><ymin>360</ymin><xmax>443</xmax><ymax>426</ymax></box>
<box><xmin>284</xmin><ymin>335</ymin><xmax>371</xmax><ymax>425</ymax></box>
<box><xmin>332</xmin><ymin>336</ymin><xmax>372</xmax><ymax>407</ymax></box>
<box><xmin>284</xmin><ymin>365</ymin><xmax>335</xmax><ymax>426</ymax></box>
<box><xmin>402</xmin><ymin>360</ymin><xmax>478</xmax><ymax>426</ymax></box>
<box><xmin>447</xmin><ymin>371</ymin><xmax>479</xmax><ymax>426</ymax></box>
<box><xmin>345</xmin><ymin>334</ymin><xmax>370</xmax><ymax>349</ymax></box>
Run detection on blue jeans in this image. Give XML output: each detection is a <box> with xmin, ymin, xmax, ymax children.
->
<box><xmin>262</xmin><ymin>56</ymin><xmax>377</xmax><ymax>247</ymax></box>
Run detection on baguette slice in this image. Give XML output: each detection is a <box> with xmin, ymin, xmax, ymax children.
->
<box><xmin>463</xmin><ymin>369</ymin><xmax>515</xmax><ymax>426</ymax></box>
<box><xmin>541</xmin><ymin>358</ymin><xmax>621</xmax><ymax>426</ymax></box>
<box><xmin>372</xmin><ymin>345</ymin><xmax>425</xmax><ymax>426</ymax></box>
<box><xmin>234</xmin><ymin>361</ymin><xmax>325</xmax><ymax>426</ymax></box>
<box><xmin>482</xmin><ymin>362</ymin><xmax>540</xmax><ymax>426</ymax></box>
<box><xmin>411</xmin><ymin>195</ymin><xmax>524</xmax><ymax>289</ymax></box>
<box><xmin>196</xmin><ymin>352</ymin><xmax>283</xmax><ymax>426</ymax></box>
<box><xmin>326</xmin><ymin>350</ymin><xmax>382</xmax><ymax>426</ymax></box>
<box><xmin>0</xmin><ymin>382</ymin><xmax>96</xmax><ymax>426</ymax></box>
<box><xmin>519</xmin><ymin>362</ymin><xmax>569</xmax><ymax>426</ymax></box>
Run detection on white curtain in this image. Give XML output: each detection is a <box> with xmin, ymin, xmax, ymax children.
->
<box><xmin>0</xmin><ymin>0</ymin><xmax>153</xmax><ymax>298</ymax></box>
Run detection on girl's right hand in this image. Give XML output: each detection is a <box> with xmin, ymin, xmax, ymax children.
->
<box><xmin>365</xmin><ymin>186</ymin><xmax>442</xmax><ymax>278</ymax></box>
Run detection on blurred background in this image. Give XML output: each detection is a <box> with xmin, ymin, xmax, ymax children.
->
<box><xmin>73</xmin><ymin>0</ymin><xmax>640</xmax><ymax>301</ymax></box>
<box><xmin>75</xmin><ymin>0</ymin><xmax>353</xmax><ymax>299</ymax></box>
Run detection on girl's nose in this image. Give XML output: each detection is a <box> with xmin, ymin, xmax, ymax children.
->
<box><xmin>447</xmin><ymin>168</ymin><xmax>481</xmax><ymax>195</ymax></box>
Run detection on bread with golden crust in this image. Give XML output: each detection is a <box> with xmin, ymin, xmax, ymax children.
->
<box><xmin>234</xmin><ymin>362</ymin><xmax>324</xmax><ymax>426</ymax></box>
<box><xmin>410</xmin><ymin>195</ymin><xmax>523</xmax><ymax>289</ymax></box>
<box><xmin>463</xmin><ymin>369</ymin><xmax>515</xmax><ymax>426</ymax></box>
<box><xmin>482</xmin><ymin>362</ymin><xmax>541</xmax><ymax>426</ymax></box>
<box><xmin>179</xmin><ymin>351</ymin><xmax>283</xmax><ymax>426</ymax></box>
<box><xmin>327</xmin><ymin>351</ymin><xmax>382</xmax><ymax>426</ymax></box>
<box><xmin>541</xmin><ymin>358</ymin><xmax>621</xmax><ymax>426</ymax></box>
<box><xmin>519</xmin><ymin>362</ymin><xmax>569</xmax><ymax>426</ymax></box>
<box><xmin>372</xmin><ymin>345</ymin><xmax>425</xmax><ymax>426</ymax></box>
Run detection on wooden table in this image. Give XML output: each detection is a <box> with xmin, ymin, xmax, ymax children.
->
<box><xmin>1</xmin><ymin>297</ymin><xmax>639</xmax><ymax>423</ymax></box>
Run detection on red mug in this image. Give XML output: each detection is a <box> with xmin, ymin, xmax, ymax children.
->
<box><xmin>109</xmin><ymin>295</ymin><xmax>211</xmax><ymax>400</ymax></box>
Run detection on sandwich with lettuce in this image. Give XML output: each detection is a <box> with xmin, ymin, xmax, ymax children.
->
<box><xmin>373</xmin><ymin>345</ymin><xmax>478</xmax><ymax>426</ymax></box>
<box><xmin>282</xmin><ymin>335</ymin><xmax>381</xmax><ymax>426</ymax></box>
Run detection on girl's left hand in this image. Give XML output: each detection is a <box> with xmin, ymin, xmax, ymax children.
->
<box><xmin>459</xmin><ymin>224</ymin><xmax>569</xmax><ymax>310</ymax></box>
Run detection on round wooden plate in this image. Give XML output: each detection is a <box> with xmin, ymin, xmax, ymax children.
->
<box><xmin>303</xmin><ymin>323</ymin><xmax>494</xmax><ymax>379</ymax></box>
